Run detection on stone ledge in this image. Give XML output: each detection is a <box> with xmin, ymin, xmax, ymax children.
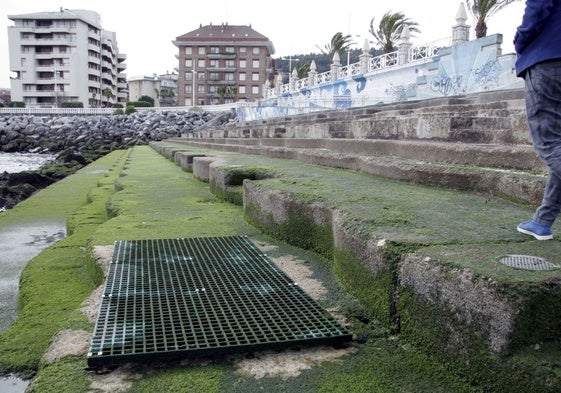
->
<box><xmin>152</xmin><ymin>142</ymin><xmax>561</xmax><ymax>361</ymax></box>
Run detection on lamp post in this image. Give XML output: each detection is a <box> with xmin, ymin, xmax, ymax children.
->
<box><xmin>280</xmin><ymin>56</ymin><xmax>299</xmax><ymax>83</ymax></box>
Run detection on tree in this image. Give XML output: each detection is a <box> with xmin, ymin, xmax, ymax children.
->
<box><xmin>466</xmin><ymin>0</ymin><xmax>519</xmax><ymax>38</ymax></box>
<box><xmin>316</xmin><ymin>32</ymin><xmax>354</xmax><ymax>59</ymax></box>
<box><xmin>296</xmin><ymin>62</ymin><xmax>311</xmax><ymax>79</ymax></box>
<box><xmin>138</xmin><ymin>95</ymin><xmax>154</xmax><ymax>107</ymax></box>
<box><xmin>102</xmin><ymin>87</ymin><xmax>112</xmax><ymax>107</ymax></box>
<box><xmin>160</xmin><ymin>88</ymin><xmax>176</xmax><ymax>106</ymax></box>
<box><xmin>369</xmin><ymin>11</ymin><xmax>420</xmax><ymax>53</ymax></box>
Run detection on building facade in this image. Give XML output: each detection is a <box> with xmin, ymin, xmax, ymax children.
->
<box><xmin>127</xmin><ymin>72</ymin><xmax>178</xmax><ymax>107</ymax></box>
<box><xmin>128</xmin><ymin>75</ymin><xmax>160</xmax><ymax>106</ymax></box>
<box><xmin>173</xmin><ymin>23</ymin><xmax>275</xmax><ymax>106</ymax></box>
<box><xmin>7</xmin><ymin>9</ymin><xmax>127</xmax><ymax>108</ymax></box>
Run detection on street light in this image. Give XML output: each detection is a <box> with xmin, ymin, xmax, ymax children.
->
<box><xmin>280</xmin><ymin>56</ymin><xmax>299</xmax><ymax>83</ymax></box>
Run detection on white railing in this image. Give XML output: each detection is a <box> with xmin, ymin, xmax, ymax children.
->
<box><xmin>0</xmin><ymin>107</ymin><xmax>114</xmax><ymax>115</ymax></box>
<box><xmin>369</xmin><ymin>51</ymin><xmax>398</xmax><ymax>71</ymax></box>
<box><xmin>266</xmin><ymin>38</ymin><xmax>451</xmax><ymax>98</ymax></box>
<box><xmin>0</xmin><ymin>103</ymin><xmax>235</xmax><ymax>116</ymax></box>
<box><xmin>409</xmin><ymin>37</ymin><xmax>450</xmax><ymax>62</ymax></box>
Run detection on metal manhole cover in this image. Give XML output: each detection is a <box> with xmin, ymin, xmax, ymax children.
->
<box><xmin>496</xmin><ymin>255</ymin><xmax>560</xmax><ymax>271</ymax></box>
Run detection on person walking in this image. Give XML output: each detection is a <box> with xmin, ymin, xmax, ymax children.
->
<box><xmin>515</xmin><ymin>0</ymin><xmax>561</xmax><ymax>240</ymax></box>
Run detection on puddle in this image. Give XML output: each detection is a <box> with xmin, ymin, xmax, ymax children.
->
<box><xmin>0</xmin><ymin>223</ymin><xmax>65</xmax><ymax>332</ymax></box>
<box><xmin>0</xmin><ymin>375</ymin><xmax>29</xmax><ymax>393</ymax></box>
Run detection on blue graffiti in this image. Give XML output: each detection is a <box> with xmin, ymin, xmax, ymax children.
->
<box><xmin>473</xmin><ymin>60</ymin><xmax>501</xmax><ymax>88</ymax></box>
<box><xmin>430</xmin><ymin>74</ymin><xmax>464</xmax><ymax>96</ymax></box>
<box><xmin>385</xmin><ymin>83</ymin><xmax>417</xmax><ymax>102</ymax></box>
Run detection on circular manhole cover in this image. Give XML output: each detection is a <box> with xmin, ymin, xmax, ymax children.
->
<box><xmin>496</xmin><ymin>255</ymin><xmax>560</xmax><ymax>271</ymax></box>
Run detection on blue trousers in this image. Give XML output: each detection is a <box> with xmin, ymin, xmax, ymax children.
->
<box><xmin>525</xmin><ymin>59</ymin><xmax>561</xmax><ymax>227</ymax></box>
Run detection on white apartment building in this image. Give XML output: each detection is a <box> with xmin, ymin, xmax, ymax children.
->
<box><xmin>128</xmin><ymin>75</ymin><xmax>160</xmax><ymax>106</ymax></box>
<box><xmin>7</xmin><ymin>9</ymin><xmax>127</xmax><ymax>108</ymax></box>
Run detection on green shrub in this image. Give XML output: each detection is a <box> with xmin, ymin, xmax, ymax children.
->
<box><xmin>8</xmin><ymin>101</ymin><xmax>25</xmax><ymax>108</ymax></box>
<box><xmin>125</xmin><ymin>105</ymin><xmax>136</xmax><ymax>114</ymax></box>
<box><xmin>59</xmin><ymin>102</ymin><xmax>84</xmax><ymax>108</ymax></box>
<box><xmin>112</xmin><ymin>103</ymin><xmax>123</xmax><ymax>108</ymax></box>
<box><xmin>113</xmin><ymin>108</ymin><xmax>124</xmax><ymax>115</ymax></box>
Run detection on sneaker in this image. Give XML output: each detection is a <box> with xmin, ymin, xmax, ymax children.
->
<box><xmin>517</xmin><ymin>220</ymin><xmax>553</xmax><ymax>240</ymax></box>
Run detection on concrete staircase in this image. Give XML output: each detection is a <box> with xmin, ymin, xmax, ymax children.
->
<box><xmin>166</xmin><ymin>89</ymin><xmax>546</xmax><ymax>205</ymax></box>
<box><xmin>150</xmin><ymin>89</ymin><xmax>561</xmax><ymax>391</ymax></box>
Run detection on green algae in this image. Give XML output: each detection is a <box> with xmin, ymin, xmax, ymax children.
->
<box><xmin>3</xmin><ymin>141</ymin><xmax>561</xmax><ymax>392</ymax></box>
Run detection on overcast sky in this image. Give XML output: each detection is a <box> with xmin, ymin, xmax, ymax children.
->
<box><xmin>1</xmin><ymin>0</ymin><xmax>526</xmax><ymax>88</ymax></box>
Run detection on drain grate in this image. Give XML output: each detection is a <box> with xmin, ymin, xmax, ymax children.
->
<box><xmin>496</xmin><ymin>255</ymin><xmax>560</xmax><ymax>271</ymax></box>
<box><xmin>87</xmin><ymin>236</ymin><xmax>352</xmax><ymax>367</ymax></box>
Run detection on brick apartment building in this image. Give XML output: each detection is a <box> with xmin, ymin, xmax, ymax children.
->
<box><xmin>173</xmin><ymin>23</ymin><xmax>275</xmax><ymax>106</ymax></box>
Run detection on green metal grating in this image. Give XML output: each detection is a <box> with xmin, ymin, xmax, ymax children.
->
<box><xmin>87</xmin><ymin>236</ymin><xmax>352</xmax><ymax>367</ymax></box>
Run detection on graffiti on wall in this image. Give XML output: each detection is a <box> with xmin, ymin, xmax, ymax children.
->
<box><xmin>244</xmin><ymin>35</ymin><xmax>521</xmax><ymax>121</ymax></box>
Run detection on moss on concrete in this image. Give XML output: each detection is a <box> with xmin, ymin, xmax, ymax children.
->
<box><xmin>0</xmin><ymin>150</ymin><xmax>128</xmax><ymax>377</ymax></box>
<box><xmin>3</xmin><ymin>142</ymin><xmax>561</xmax><ymax>391</ymax></box>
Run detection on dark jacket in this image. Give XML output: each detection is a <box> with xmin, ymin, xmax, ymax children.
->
<box><xmin>514</xmin><ymin>0</ymin><xmax>561</xmax><ymax>77</ymax></box>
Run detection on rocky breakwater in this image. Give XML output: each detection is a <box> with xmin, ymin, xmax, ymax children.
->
<box><xmin>0</xmin><ymin>110</ymin><xmax>232</xmax><ymax>208</ymax></box>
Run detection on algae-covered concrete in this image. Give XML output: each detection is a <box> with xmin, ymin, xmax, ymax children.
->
<box><xmin>153</xmin><ymin>140</ymin><xmax>561</xmax><ymax>392</ymax></box>
<box><xmin>1</xmin><ymin>143</ymin><xmax>560</xmax><ymax>392</ymax></box>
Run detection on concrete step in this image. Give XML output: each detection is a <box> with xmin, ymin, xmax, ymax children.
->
<box><xmin>151</xmin><ymin>140</ymin><xmax>561</xmax><ymax>382</ymax></box>
<box><xmin>166</xmin><ymin>137</ymin><xmax>546</xmax><ymax>205</ymax></box>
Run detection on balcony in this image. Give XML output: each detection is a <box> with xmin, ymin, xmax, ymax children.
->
<box><xmin>208</xmin><ymin>66</ymin><xmax>236</xmax><ymax>72</ymax></box>
<box><xmin>207</xmin><ymin>52</ymin><xmax>237</xmax><ymax>59</ymax></box>
<box><xmin>207</xmin><ymin>80</ymin><xmax>236</xmax><ymax>86</ymax></box>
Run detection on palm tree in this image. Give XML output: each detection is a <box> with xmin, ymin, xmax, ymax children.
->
<box><xmin>466</xmin><ymin>0</ymin><xmax>518</xmax><ymax>38</ymax></box>
<box><xmin>296</xmin><ymin>62</ymin><xmax>311</xmax><ymax>79</ymax></box>
<box><xmin>369</xmin><ymin>11</ymin><xmax>421</xmax><ymax>53</ymax></box>
<box><xmin>316</xmin><ymin>32</ymin><xmax>354</xmax><ymax>59</ymax></box>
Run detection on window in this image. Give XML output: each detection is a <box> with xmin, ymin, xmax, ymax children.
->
<box><xmin>252</xmin><ymin>60</ymin><xmax>260</xmax><ymax>68</ymax></box>
<box><xmin>210</xmin><ymin>47</ymin><xmax>219</xmax><ymax>54</ymax></box>
<box><xmin>252</xmin><ymin>47</ymin><xmax>260</xmax><ymax>55</ymax></box>
<box><xmin>21</xmin><ymin>58</ymin><xmax>26</xmax><ymax>66</ymax></box>
<box><xmin>225</xmin><ymin>46</ymin><xmax>234</xmax><ymax>53</ymax></box>
<box><xmin>197</xmin><ymin>85</ymin><xmax>205</xmax><ymax>93</ymax></box>
<box><xmin>225</xmin><ymin>60</ymin><xmax>235</xmax><ymax>68</ymax></box>
<box><xmin>197</xmin><ymin>59</ymin><xmax>205</xmax><ymax>68</ymax></box>
<box><xmin>185</xmin><ymin>85</ymin><xmax>192</xmax><ymax>93</ymax></box>
<box><xmin>185</xmin><ymin>98</ymin><xmax>193</xmax><ymax>106</ymax></box>
<box><xmin>239</xmin><ymin>73</ymin><xmax>246</xmax><ymax>81</ymax></box>
<box><xmin>252</xmin><ymin>73</ymin><xmax>259</xmax><ymax>81</ymax></box>
<box><xmin>209</xmin><ymin>60</ymin><xmax>219</xmax><ymax>68</ymax></box>
<box><xmin>240</xmin><ymin>47</ymin><xmax>247</xmax><ymax>54</ymax></box>
<box><xmin>252</xmin><ymin>86</ymin><xmax>259</xmax><ymax>94</ymax></box>
<box><xmin>209</xmin><ymin>72</ymin><xmax>219</xmax><ymax>81</ymax></box>
<box><xmin>225</xmin><ymin>73</ymin><xmax>234</xmax><ymax>81</ymax></box>
<box><xmin>185</xmin><ymin>72</ymin><xmax>193</xmax><ymax>81</ymax></box>
<box><xmin>198</xmin><ymin>47</ymin><xmax>205</xmax><ymax>55</ymax></box>
<box><xmin>185</xmin><ymin>59</ymin><xmax>192</xmax><ymax>67</ymax></box>
<box><xmin>239</xmin><ymin>86</ymin><xmax>246</xmax><ymax>94</ymax></box>
<box><xmin>239</xmin><ymin>60</ymin><xmax>246</xmax><ymax>68</ymax></box>
<box><xmin>197</xmin><ymin>72</ymin><xmax>205</xmax><ymax>80</ymax></box>
<box><xmin>209</xmin><ymin>85</ymin><xmax>218</xmax><ymax>93</ymax></box>
<box><xmin>185</xmin><ymin>47</ymin><xmax>192</xmax><ymax>55</ymax></box>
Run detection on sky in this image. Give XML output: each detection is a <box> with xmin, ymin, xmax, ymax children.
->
<box><xmin>1</xmin><ymin>0</ymin><xmax>527</xmax><ymax>88</ymax></box>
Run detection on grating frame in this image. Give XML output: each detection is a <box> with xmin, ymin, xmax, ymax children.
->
<box><xmin>87</xmin><ymin>236</ymin><xmax>352</xmax><ymax>367</ymax></box>
<box><xmin>496</xmin><ymin>255</ymin><xmax>560</xmax><ymax>271</ymax></box>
